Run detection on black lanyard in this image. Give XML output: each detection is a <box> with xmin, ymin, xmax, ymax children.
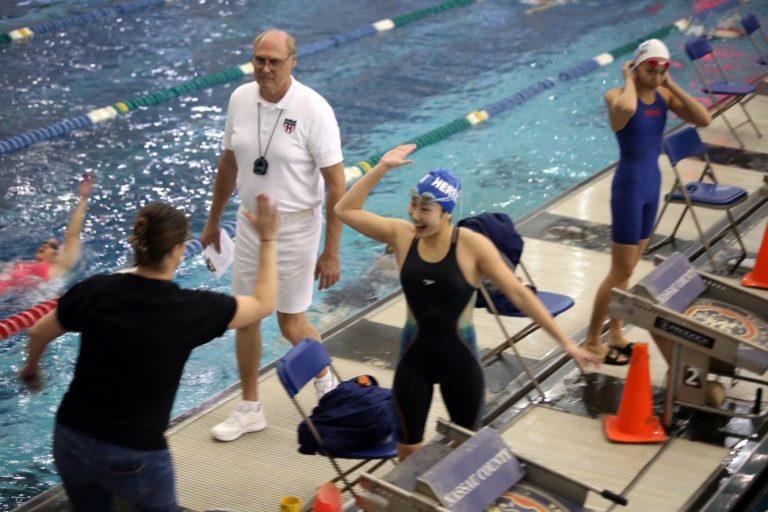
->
<box><xmin>253</xmin><ymin>102</ymin><xmax>283</xmax><ymax>175</ymax></box>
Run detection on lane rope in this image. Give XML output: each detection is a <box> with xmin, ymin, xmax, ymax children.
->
<box><xmin>0</xmin><ymin>0</ymin><xmax>477</xmax><ymax>156</ymax></box>
<box><xmin>1</xmin><ymin>0</ymin><xmax>172</xmax><ymax>44</ymax></box>
<box><xmin>342</xmin><ymin>12</ymin><xmax>756</xmax><ymax>181</ymax></box>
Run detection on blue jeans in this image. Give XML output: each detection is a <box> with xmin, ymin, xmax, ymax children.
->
<box><xmin>53</xmin><ymin>422</ymin><xmax>178</xmax><ymax>512</ymax></box>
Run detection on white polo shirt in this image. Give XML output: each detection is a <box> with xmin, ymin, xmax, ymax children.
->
<box><xmin>223</xmin><ymin>78</ymin><xmax>343</xmax><ymax>213</ymax></box>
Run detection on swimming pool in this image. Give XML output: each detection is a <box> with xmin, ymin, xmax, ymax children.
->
<box><xmin>2</xmin><ymin>0</ymin><xmax>766</xmax><ymax>506</ymax></box>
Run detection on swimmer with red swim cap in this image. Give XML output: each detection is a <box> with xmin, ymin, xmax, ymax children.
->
<box><xmin>0</xmin><ymin>174</ymin><xmax>94</xmax><ymax>294</ymax></box>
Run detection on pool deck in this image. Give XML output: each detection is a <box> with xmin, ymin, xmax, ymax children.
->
<box><xmin>16</xmin><ymin>93</ymin><xmax>768</xmax><ymax>511</ymax></box>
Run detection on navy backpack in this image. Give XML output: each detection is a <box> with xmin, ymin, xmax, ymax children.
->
<box><xmin>458</xmin><ymin>212</ymin><xmax>529</xmax><ymax>314</ymax></box>
<box><xmin>298</xmin><ymin>375</ymin><xmax>395</xmax><ymax>456</ymax></box>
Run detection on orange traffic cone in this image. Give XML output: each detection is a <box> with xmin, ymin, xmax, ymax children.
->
<box><xmin>742</xmin><ymin>225</ymin><xmax>768</xmax><ymax>289</ymax></box>
<box><xmin>313</xmin><ymin>482</ymin><xmax>342</xmax><ymax>512</ymax></box>
<box><xmin>604</xmin><ymin>343</ymin><xmax>668</xmax><ymax>443</ymax></box>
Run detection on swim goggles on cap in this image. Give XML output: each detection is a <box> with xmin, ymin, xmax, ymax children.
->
<box><xmin>410</xmin><ymin>188</ymin><xmax>455</xmax><ymax>204</ymax></box>
<box><xmin>643</xmin><ymin>58</ymin><xmax>670</xmax><ymax>71</ymax></box>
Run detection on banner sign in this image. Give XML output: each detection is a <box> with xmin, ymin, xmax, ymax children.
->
<box><xmin>417</xmin><ymin>427</ymin><xmax>524</xmax><ymax>512</ymax></box>
<box><xmin>637</xmin><ymin>253</ymin><xmax>705</xmax><ymax>312</ymax></box>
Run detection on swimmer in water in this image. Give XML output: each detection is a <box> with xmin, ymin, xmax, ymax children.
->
<box><xmin>0</xmin><ymin>174</ymin><xmax>94</xmax><ymax>294</ymax></box>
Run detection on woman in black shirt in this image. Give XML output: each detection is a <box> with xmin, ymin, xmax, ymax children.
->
<box><xmin>19</xmin><ymin>193</ymin><xmax>278</xmax><ymax>511</ymax></box>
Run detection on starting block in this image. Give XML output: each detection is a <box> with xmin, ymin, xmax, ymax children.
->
<box><xmin>610</xmin><ymin>252</ymin><xmax>768</xmax><ymax>427</ymax></box>
<box><xmin>355</xmin><ymin>419</ymin><xmax>626</xmax><ymax>511</ymax></box>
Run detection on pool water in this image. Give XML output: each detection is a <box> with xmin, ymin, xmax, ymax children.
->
<box><xmin>1</xmin><ymin>0</ymin><xmax>766</xmax><ymax>506</ymax></box>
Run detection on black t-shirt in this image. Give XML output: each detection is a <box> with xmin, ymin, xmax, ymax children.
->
<box><xmin>56</xmin><ymin>273</ymin><xmax>237</xmax><ymax>450</ymax></box>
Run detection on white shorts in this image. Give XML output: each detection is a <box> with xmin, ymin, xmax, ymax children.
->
<box><xmin>232</xmin><ymin>207</ymin><xmax>322</xmax><ymax>314</ymax></box>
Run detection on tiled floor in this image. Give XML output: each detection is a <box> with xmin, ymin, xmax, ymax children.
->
<box><xmin>500</xmin><ymin>406</ymin><xmax>727</xmax><ymax>512</ymax></box>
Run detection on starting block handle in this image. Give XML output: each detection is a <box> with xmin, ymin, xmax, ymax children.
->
<box><xmin>600</xmin><ymin>489</ymin><xmax>628</xmax><ymax>506</ymax></box>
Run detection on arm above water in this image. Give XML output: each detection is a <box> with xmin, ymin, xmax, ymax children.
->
<box><xmin>52</xmin><ymin>174</ymin><xmax>94</xmax><ymax>276</ymax></box>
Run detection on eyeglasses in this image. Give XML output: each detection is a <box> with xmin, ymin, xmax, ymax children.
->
<box><xmin>42</xmin><ymin>240</ymin><xmax>59</xmax><ymax>250</ymax></box>
<box><xmin>644</xmin><ymin>59</ymin><xmax>670</xmax><ymax>73</ymax></box>
<box><xmin>251</xmin><ymin>54</ymin><xmax>293</xmax><ymax>70</ymax></box>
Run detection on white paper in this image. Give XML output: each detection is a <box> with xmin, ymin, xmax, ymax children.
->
<box><xmin>203</xmin><ymin>229</ymin><xmax>235</xmax><ymax>279</ymax></box>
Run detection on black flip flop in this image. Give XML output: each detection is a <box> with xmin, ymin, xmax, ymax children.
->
<box><xmin>613</xmin><ymin>342</ymin><xmax>634</xmax><ymax>357</ymax></box>
<box><xmin>603</xmin><ymin>347</ymin><xmax>631</xmax><ymax>366</ymax></box>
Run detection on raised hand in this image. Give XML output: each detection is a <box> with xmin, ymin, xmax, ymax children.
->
<box><xmin>245</xmin><ymin>193</ymin><xmax>279</xmax><ymax>242</ymax></box>
<box><xmin>78</xmin><ymin>173</ymin><xmax>94</xmax><ymax>198</ymax></box>
<box><xmin>661</xmin><ymin>69</ymin><xmax>676</xmax><ymax>89</ymax></box>
<box><xmin>379</xmin><ymin>143</ymin><xmax>417</xmax><ymax>170</ymax></box>
<box><xmin>622</xmin><ymin>61</ymin><xmax>634</xmax><ymax>77</ymax></box>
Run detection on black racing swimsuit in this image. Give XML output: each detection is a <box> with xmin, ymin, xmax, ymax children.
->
<box><xmin>394</xmin><ymin>228</ymin><xmax>484</xmax><ymax>444</ymax></box>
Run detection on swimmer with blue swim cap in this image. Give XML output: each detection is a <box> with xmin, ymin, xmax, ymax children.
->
<box><xmin>407</xmin><ymin>167</ymin><xmax>461</xmax><ymax>238</ymax></box>
<box><xmin>412</xmin><ymin>168</ymin><xmax>461</xmax><ymax>214</ymax></box>
<box><xmin>335</xmin><ymin>143</ymin><xmax>602</xmax><ymax>462</ymax></box>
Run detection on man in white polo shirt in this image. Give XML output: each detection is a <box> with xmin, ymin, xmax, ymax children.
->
<box><xmin>201</xmin><ymin>29</ymin><xmax>345</xmax><ymax>441</ymax></box>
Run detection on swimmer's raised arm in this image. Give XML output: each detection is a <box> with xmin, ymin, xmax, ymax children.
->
<box><xmin>335</xmin><ymin>144</ymin><xmax>416</xmax><ymax>245</ymax></box>
<box><xmin>660</xmin><ymin>73</ymin><xmax>711</xmax><ymax>127</ymax></box>
<box><xmin>605</xmin><ymin>62</ymin><xmax>639</xmax><ymax>132</ymax></box>
<box><xmin>52</xmin><ymin>174</ymin><xmax>94</xmax><ymax>277</ymax></box>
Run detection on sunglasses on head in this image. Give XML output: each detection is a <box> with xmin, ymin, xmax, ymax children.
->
<box><xmin>644</xmin><ymin>59</ymin><xmax>670</xmax><ymax>71</ymax></box>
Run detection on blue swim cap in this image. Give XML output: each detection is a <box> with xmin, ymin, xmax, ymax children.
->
<box><xmin>414</xmin><ymin>168</ymin><xmax>461</xmax><ymax>213</ymax></box>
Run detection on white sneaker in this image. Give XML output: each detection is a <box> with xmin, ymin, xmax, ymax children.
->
<box><xmin>211</xmin><ymin>403</ymin><xmax>267</xmax><ymax>441</ymax></box>
<box><xmin>314</xmin><ymin>371</ymin><xmax>339</xmax><ymax>400</ymax></box>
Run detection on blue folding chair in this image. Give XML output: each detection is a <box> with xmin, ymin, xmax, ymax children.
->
<box><xmin>477</xmin><ymin>269</ymin><xmax>575</xmax><ymax>366</ymax></box>
<box><xmin>685</xmin><ymin>36</ymin><xmax>764</xmax><ymax>147</ymax></box>
<box><xmin>647</xmin><ymin>126</ymin><xmax>747</xmax><ymax>272</ymax></box>
<box><xmin>457</xmin><ymin>214</ymin><xmax>574</xmax><ymax>373</ymax></box>
<box><xmin>277</xmin><ymin>339</ymin><xmax>396</xmax><ymax>497</ymax></box>
<box><xmin>741</xmin><ymin>14</ymin><xmax>768</xmax><ymax>66</ymax></box>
